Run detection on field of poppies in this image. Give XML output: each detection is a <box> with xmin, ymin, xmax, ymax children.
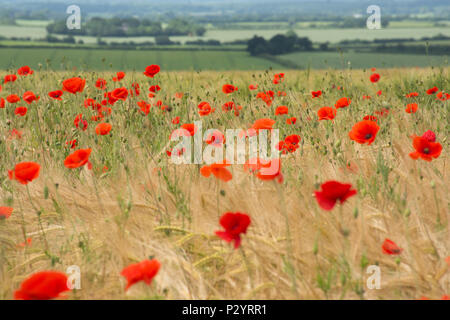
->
<box><xmin>0</xmin><ymin>64</ymin><xmax>448</xmax><ymax>300</ymax></box>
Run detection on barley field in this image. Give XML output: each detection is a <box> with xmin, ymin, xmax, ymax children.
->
<box><xmin>0</xmin><ymin>65</ymin><xmax>448</xmax><ymax>300</ymax></box>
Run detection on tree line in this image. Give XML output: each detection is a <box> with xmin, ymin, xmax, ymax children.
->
<box><xmin>247</xmin><ymin>33</ymin><xmax>313</xmax><ymax>55</ymax></box>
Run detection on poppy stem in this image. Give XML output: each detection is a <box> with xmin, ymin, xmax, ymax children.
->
<box><xmin>26</xmin><ymin>184</ymin><xmax>49</xmax><ymax>251</ymax></box>
<box><xmin>239</xmin><ymin>246</ymin><xmax>254</xmax><ymax>289</ymax></box>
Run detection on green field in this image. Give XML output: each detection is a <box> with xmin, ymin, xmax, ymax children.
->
<box><xmin>0</xmin><ymin>48</ymin><xmax>285</xmax><ymax>71</ymax></box>
<box><xmin>0</xmin><ymin>47</ymin><xmax>447</xmax><ymax>71</ymax></box>
<box><xmin>277</xmin><ymin>51</ymin><xmax>449</xmax><ymax>69</ymax></box>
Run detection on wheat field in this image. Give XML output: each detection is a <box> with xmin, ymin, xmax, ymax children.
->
<box><xmin>0</xmin><ymin>67</ymin><xmax>448</xmax><ymax>300</ymax></box>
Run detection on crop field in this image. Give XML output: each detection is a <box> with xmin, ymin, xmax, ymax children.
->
<box><xmin>0</xmin><ymin>65</ymin><xmax>448</xmax><ymax>300</ymax></box>
<box><xmin>0</xmin><ymin>47</ymin><xmax>448</xmax><ymax>72</ymax></box>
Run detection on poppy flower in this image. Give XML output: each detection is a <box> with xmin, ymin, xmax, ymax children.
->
<box><xmin>244</xmin><ymin>158</ymin><xmax>283</xmax><ymax>183</ymax></box>
<box><xmin>436</xmin><ymin>91</ymin><xmax>450</xmax><ymax>101</ymax></box>
<box><xmin>273</xmin><ymin>73</ymin><xmax>285</xmax><ymax>84</ymax></box>
<box><xmin>348</xmin><ymin>120</ymin><xmax>380</xmax><ymax>145</ymax></box>
<box><xmin>14</xmin><ymin>106</ymin><xmax>28</xmax><ymax>117</ymax></box>
<box><xmin>405</xmin><ymin>103</ymin><xmax>418</xmax><ymax>113</ymax></box>
<box><xmin>362</xmin><ymin>95</ymin><xmax>371</xmax><ymax>100</ymax></box>
<box><xmin>249</xmin><ymin>84</ymin><xmax>258</xmax><ymax>90</ymax></box>
<box><xmin>421</xmin><ymin>130</ymin><xmax>436</xmax><ymax>142</ymax></box>
<box><xmin>277</xmin><ymin>135</ymin><xmax>301</xmax><ymax>154</ymax></box>
<box><xmin>23</xmin><ymin>91</ymin><xmax>40</xmax><ymax>104</ymax></box>
<box><xmin>277</xmin><ymin>91</ymin><xmax>286</xmax><ymax>97</ymax></box>
<box><xmin>0</xmin><ymin>207</ymin><xmax>13</xmax><ymax>219</ymax></box>
<box><xmin>370</xmin><ymin>73</ymin><xmax>380</xmax><ymax>83</ymax></box>
<box><xmin>170</xmin><ymin>123</ymin><xmax>197</xmax><ymax>139</ymax></box>
<box><xmin>4</xmin><ymin>74</ymin><xmax>17</xmax><ymax>83</ymax></box>
<box><xmin>198</xmin><ymin>101</ymin><xmax>215</xmax><ymax>116</ymax></box>
<box><xmin>205</xmin><ymin>130</ymin><xmax>226</xmax><ymax>147</ymax></box>
<box><xmin>0</xmin><ymin>98</ymin><xmax>5</xmax><ymax>108</ymax></box>
<box><xmin>175</xmin><ymin>92</ymin><xmax>184</xmax><ymax>99</ymax></box>
<box><xmin>172</xmin><ymin>116</ymin><xmax>180</xmax><ymax>124</ymax></box>
<box><xmin>121</xmin><ymin>259</ymin><xmax>160</xmax><ymax>291</ymax></box>
<box><xmin>149</xmin><ymin>85</ymin><xmax>161</xmax><ymax>93</ymax></box>
<box><xmin>222</xmin><ymin>84</ymin><xmax>238</xmax><ymax>94</ymax></box>
<box><xmin>112</xmin><ymin>71</ymin><xmax>125</xmax><ymax>82</ymax></box>
<box><xmin>286</xmin><ymin>117</ymin><xmax>296</xmax><ymax>125</ymax></box>
<box><xmin>17</xmin><ymin>66</ymin><xmax>34</xmax><ymax>76</ymax></box>
<box><xmin>381</xmin><ymin>238</ymin><xmax>403</xmax><ymax>255</ymax></box>
<box><xmin>48</xmin><ymin>90</ymin><xmax>63</xmax><ymax>100</ymax></box>
<box><xmin>314</xmin><ymin>180</ymin><xmax>357</xmax><ymax>210</ymax></box>
<box><xmin>7</xmin><ymin>94</ymin><xmax>21</xmax><ymax>103</ymax></box>
<box><xmin>66</xmin><ymin>139</ymin><xmax>77</xmax><ymax>149</ymax></box>
<box><xmin>215</xmin><ymin>212</ymin><xmax>251</xmax><ymax>249</ymax></box>
<box><xmin>137</xmin><ymin>101</ymin><xmax>151</xmax><ymax>115</ymax></box>
<box><xmin>14</xmin><ymin>271</ymin><xmax>70</xmax><ymax>300</ymax></box>
<box><xmin>318</xmin><ymin>106</ymin><xmax>336</xmax><ymax>120</ymax></box>
<box><xmin>74</xmin><ymin>114</ymin><xmax>88</xmax><ymax>131</ymax></box>
<box><xmin>251</xmin><ymin>118</ymin><xmax>276</xmax><ymax>134</ymax></box>
<box><xmin>62</xmin><ymin>77</ymin><xmax>86</xmax><ymax>94</ymax></box>
<box><xmin>406</xmin><ymin>92</ymin><xmax>419</xmax><ymax>98</ymax></box>
<box><xmin>95</xmin><ymin>78</ymin><xmax>107</xmax><ymax>90</ymax></box>
<box><xmin>17</xmin><ymin>238</ymin><xmax>32</xmax><ymax>249</ymax></box>
<box><xmin>8</xmin><ymin>162</ymin><xmax>40</xmax><ymax>185</ymax></box>
<box><xmin>409</xmin><ymin>136</ymin><xmax>442</xmax><ymax>161</ymax></box>
<box><xmin>335</xmin><ymin>97</ymin><xmax>351</xmax><ymax>109</ymax></box>
<box><xmin>95</xmin><ymin>123</ymin><xmax>112</xmax><ymax>136</ymax></box>
<box><xmin>363</xmin><ymin>115</ymin><xmax>378</xmax><ymax>122</ymax></box>
<box><xmin>200</xmin><ymin>162</ymin><xmax>232</xmax><ymax>182</ymax></box>
<box><xmin>111</xmin><ymin>87</ymin><xmax>128</xmax><ymax>101</ymax></box>
<box><xmin>64</xmin><ymin>149</ymin><xmax>92</xmax><ymax>169</ymax></box>
<box><xmin>275</xmin><ymin>105</ymin><xmax>288</xmax><ymax>115</ymax></box>
<box><xmin>9</xmin><ymin>128</ymin><xmax>22</xmax><ymax>139</ymax></box>
<box><xmin>311</xmin><ymin>90</ymin><xmax>322</xmax><ymax>98</ymax></box>
<box><xmin>143</xmin><ymin>64</ymin><xmax>160</xmax><ymax>78</ymax></box>
<box><xmin>426</xmin><ymin>86</ymin><xmax>438</xmax><ymax>95</ymax></box>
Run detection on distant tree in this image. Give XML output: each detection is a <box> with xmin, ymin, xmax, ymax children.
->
<box><xmin>247</xmin><ymin>35</ymin><xmax>269</xmax><ymax>55</ymax></box>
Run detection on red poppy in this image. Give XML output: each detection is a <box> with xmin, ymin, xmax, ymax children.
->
<box><xmin>74</xmin><ymin>114</ymin><xmax>88</xmax><ymax>131</ymax></box>
<box><xmin>335</xmin><ymin>97</ymin><xmax>351</xmax><ymax>109</ymax></box>
<box><xmin>4</xmin><ymin>74</ymin><xmax>17</xmax><ymax>83</ymax></box>
<box><xmin>370</xmin><ymin>73</ymin><xmax>380</xmax><ymax>83</ymax></box>
<box><xmin>256</xmin><ymin>91</ymin><xmax>274</xmax><ymax>106</ymax></box>
<box><xmin>421</xmin><ymin>130</ymin><xmax>436</xmax><ymax>142</ymax></box>
<box><xmin>318</xmin><ymin>106</ymin><xmax>336</xmax><ymax>120</ymax></box>
<box><xmin>426</xmin><ymin>86</ymin><xmax>438</xmax><ymax>95</ymax></box>
<box><xmin>175</xmin><ymin>92</ymin><xmax>184</xmax><ymax>99</ymax></box>
<box><xmin>286</xmin><ymin>117</ymin><xmax>296</xmax><ymax>125</ymax></box>
<box><xmin>376</xmin><ymin>90</ymin><xmax>382</xmax><ymax>96</ymax></box>
<box><xmin>48</xmin><ymin>90</ymin><xmax>63</xmax><ymax>100</ymax></box>
<box><xmin>215</xmin><ymin>212</ymin><xmax>251</xmax><ymax>249</ymax></box>
<box><xmin>130</xmin><ymin>82</ymin><xmax>140</xmax><ymax>96</ymax></box>
<box><xmin>311</xmin><ymin>90</ymin><xmax>322</xmax><ymax>98</ymax></box>
<box><xmin>111</xmin><ymin>87</ymin><xmax>129</xmax><ymax>101</ymax></box>
<box><xmin>149</xmin><ymin>85</ymin><xmax>161</xmax><ymax>93</ymax></box>
<box><xmin>23</xmin><ymin>91</ymin><xmax>40</xmax><ymax>104</ymax></box>
<box><xmin>8</xmin><ymin>162</ymin><xmax>40</xmax><ymax>185</ymax></box>
<box><xmin>409</xmin><ymin>136</ymin><xmax>442</xmax><ymax>161</ymax></box>
<box><xmin>277</xmin><ymin>134</ymin><xmax>301</xmax><ymax>154</ymax></box>
<box><xmin>405</xmin><ymin>103</ymin><xmax>418</xmax><ymax>113</ymax></box>
<box><xmin>17</xmin><ymin>238</ymin><xmax>32</xmax><ymax>249</ymax></box>
<box><xmin>171</xmin><ymin>123</ymin><xmax>197</xmax><ymax>139</ymax></box>
<box><xmin>0</xmin><ymin>207</ymin><xmax>13</xmax><ymax>219</ymax></box>
<box><xmin>95</xmin><ymin>123</ymin><xmax>112</xmax><ymax>136</ymax></box>
<box><xmin>349</xmin><ymin>120</ymin><xmax>380</xmax><ymax>145</ymax></box>
<box><xmin>314</xmin><ymin>180</ymin><xmax>357</xmax><ymax>210</ymax></box>
<box><xmin>62</xmin><ymin>77</ymin><xmax>86</xmax><ymax>94</ymax></box>
<box><xmin>14</xmin><ymin>106</ymin><xmax>28</xmax><ymax>117</ymax></box>
<box><xmin>112</xmin><ymin>71</ymin><xmax>125</xmax><ymax>82</ymax></box>
<box><xmin>249</xmin><ymin>84</ymin><xmax>258</xmax><ymax>90</ymax></box>
<box><xmin>222</xmin><ymin>84</ymin><xmax>238</xmax><ymax>94</ymax></box>
<box><xmin>17</xmin><ymin>66</ymin><xmax>34</xmax><ymax>76</ymax></box>
<box><xmin>251</xmin><ymin>118</ymin><xmax>276</xmax><ymax>133</ymax></box>
<box><xmin>198</xmin><ymin>101</ymin><xmax>215</xmax><ymax>116</ymax></box>
<box><xmin>0</xmin><ymin>98</ymin><xmax>4</xmax><ymax>108</ymax></box>
<box><xmin>436</xmin><ymin>91</ymin><xmax>450</xmax><ymax>101</ymax></box>
<box><xmin>66</xmin><ymin>139</ymin><xmax>77</xmax><ymax>149</ymax></box>
<box><xmin>172</xmin><ymin>116</ymin><xmax>180</xmax><ymax>124</ymax></box>
<box><xmin>95</xmin><ymin>78</ymin><xmax>107</xmax><ymax>90</ymax></box>
<box><xmin>200</xmin><ymin>162</ymin><xmax>232</xmax><ymax>182</ymax></box>
<box><xmin>273</xmin><ymin>73</ymin><xmax>285</xmax><ymax>84</ymax></box>
<box><xmin>121</xmin><ymin>259</ymin><xmax>160</xmax><ymax>291</ymax></box>
<box><xmin>7</xmin><ymin>94</ymin><xmax>21</xmax><ymax>103</ymax></box>
<box><xmin>137</xmin><ymin>100</ymin><xmax>151</xmax><ymax>115</ymax></box>
<box><xmin>244</xmin><ymin>158</ymin><xmax>283</xmax><ymax>183</ymax></box>
<box><xmin>14</xmin><ymin>271</ymin><xmax>70</xmax><ymax>300</ymax></box>
<box><xmin>381</xmin><ymin>238</ymin><xmax>403</xmax><ymax>255</ymax></box>
<box><xmin>143</xmin><ymin>65</ymin><xmax>160</xmax><ymax>78</ymax></box>
<box><xmin>64</xmin><ymin>149</ymin><xmax>92</xmax><ymax>169</ymax></box>
<box><xmin>363</xmin><ymin>115</ymin><xmax>378</xmax><ymax>122</ymax></box>
<box><xmin>9</xmin><ymin>128</ymin><xmax>22</xmax><ymax>139</ymax></box>
<box><xmin>205</xmin><ymin>130</ymin><xmax>226</xmax><ymax>147</ymax></box>
<box><xmin>277</xmin><ymin>91</ymin><xmax>286</xmax><ymax>97</ymax></box>
<box><xmin>405</xmin><ymin>92</ymin><xmax>419</xmax><ymax>98</ymax></box>
<box><xmin>275</xmin><ymin>105</ymin><xmax>288</xmax><ymax>115</ymax></box>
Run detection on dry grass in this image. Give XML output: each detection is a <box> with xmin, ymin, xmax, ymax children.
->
<box><xmin>0</xmin><ymin>67</ymin><xmax>448</xmax><ymax>300</ymax></box>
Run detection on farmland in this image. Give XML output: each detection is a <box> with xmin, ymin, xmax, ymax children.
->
<box><xmin>0</xmin><ymin>66</ymin><xmax>448</xmax><ymax>300</ymax></box>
